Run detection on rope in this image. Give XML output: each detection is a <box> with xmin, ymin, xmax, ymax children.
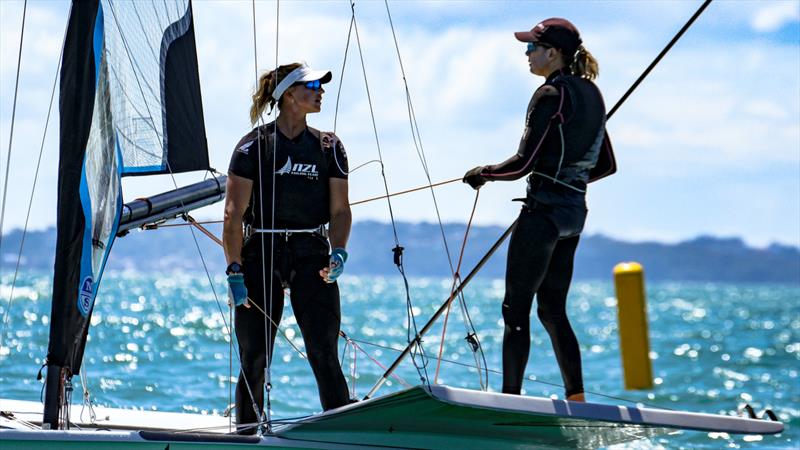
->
<box><xmin>0</xmin><ymin>0</ymin><xmax>27</xmax><ymax>261</ymax></box>
<box><xmin>245</xmin><ymin>299</ymin><xmax>307</xmax><ymax>358</ymax></box>
<box><xmin>434</xmin><ymin>190</ymin><xmax>480</xmax><ymax>384</ymax></box>
<box><xmin>339</xmin><ymin>330</ymin><xmax>412</xmax><ymax>388</ymax></box>
<box><xmin>333</xmin><ymin>7</ymin><xmax>354</xmax><ymax>134</ymax></box>
<box><xmin>245</xmin><ymin>299</ymin><xmax>415</xmax><ymax>393</ymax></box>
<box><xmin>347</xmin><ymin>335</ymin><xmax>674</xmax><ymax>410</ymax></box>
<box><xmin>0</xmin><ymin>0</ymin><xmax>64</xmax><ymax>352</ymax></box>
<box><xmin>364</xmin><ymin>220</ymin><xmax>516</xmax><ymax>399</ymax></box>
<box><xmin>185</xmin><ymin>214</ymin><xmax>222</xmax><ymax>246</ymax></box>
<box><xmin>265</xmin><ymin>0</ymin><xmax>281</xmax><ymax>432</ymax></box>
<box><xmin>105</xmin><ymin>0</ymin><xmax>262</xmax><ymax>429</ymax></box>
<box><xmin>248</xmin><ymin>0</ymin><xmax>276</xmax><ymax>434</ymax></box>
<box><xmin>151</xmin><ymin>175</ymin><xmax>464</xmax><ymax>228</ymax></box>
<box><xmin>381</xmin><ymin>1</ymin><xmax>487</xmax><ymax>384</ymax></box>
<box><xmin>349</xmin><ymin>0</ymin><xmax>430</xmax><ymax>387</ymax></box>
<box><xmin>350</xmin><ymin>177</ymin><xmax>460</xmax><ymax>206</ymax></box>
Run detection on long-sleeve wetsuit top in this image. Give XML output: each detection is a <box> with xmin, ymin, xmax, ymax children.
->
<box><xmin>228</xmin><ymin>122</ymin><xmax>349</xmax><ymax>229</ymax></box>
<box><xmin>481</xmin><ymin>68</ymin><xmax>607</xmax><ymax>203</ymax></box>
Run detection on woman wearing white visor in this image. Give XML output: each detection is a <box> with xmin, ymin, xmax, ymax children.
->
<box><xmin>223</xmin><ymin>62</ymin><xmax>352</xmax><ymax>432</ymax></box>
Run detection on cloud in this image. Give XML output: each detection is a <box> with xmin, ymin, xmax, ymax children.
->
<box><xmin>1</xmin><ymin>1</ymin><xmax>798</xmax><ymax>247</ymax></box>
<box><xmin>751</xmin><ymin>1</ymin><xmax>800</xmax><ymax>32</ymax></box>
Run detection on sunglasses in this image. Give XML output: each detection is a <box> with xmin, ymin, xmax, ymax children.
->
<box><xmin>302</xmin><ymin>79</ymin><xmax>322</xmax><ymax>91</ymax></box>
<box><xmin>526</xmin><ymin>41</ymin><xmax>551</xmax><ymax>55</ymax></box>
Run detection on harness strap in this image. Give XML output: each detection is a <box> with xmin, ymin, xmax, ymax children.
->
<box><xmin>244</xmin><ymin>224</ymin><xmax>328</xmax><ymax>239</ymax></box>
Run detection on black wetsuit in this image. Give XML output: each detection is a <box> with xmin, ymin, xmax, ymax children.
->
<box><xmin>482</xmin><ymin>68</ymin><xmax>609</xmax><ymax>397</ymax></box>
<box><xmin>228</xmin><ymin>121</ymin><xmax>350</xmax><ymax>431</ymax></box>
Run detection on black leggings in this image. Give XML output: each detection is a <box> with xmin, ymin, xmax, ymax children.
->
<box><xmin>502</xmin><ymin>203</ymin><xmax>585</xmax><ymax>397</ymax></box>
<box><xmin>235</xmin><ymin>234</ymin><xmax>349</xmax><ymax>432</ymax></box>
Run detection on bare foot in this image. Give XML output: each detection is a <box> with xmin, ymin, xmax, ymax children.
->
<box><xmin>566</xmin><ymin>393</ymin><xmax>585</xmax><ymax>402</ymax></box>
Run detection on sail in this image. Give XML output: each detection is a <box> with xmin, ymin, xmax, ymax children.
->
<box><xmin>45</xmin><ymin>0</ymin><xmax>209</xmax><ymax>428</ymax></box>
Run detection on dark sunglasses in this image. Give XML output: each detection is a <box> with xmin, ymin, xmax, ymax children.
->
<box><xmin>526</xmin><ymin>41</ymin><xmax>551</xmax><ymax>55</ymax></box>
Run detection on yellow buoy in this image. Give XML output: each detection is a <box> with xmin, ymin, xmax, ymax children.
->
<box><xmin>613</xmin><ymin>262</ymin><xmax>653</xmax><ymax>390</ymax></box>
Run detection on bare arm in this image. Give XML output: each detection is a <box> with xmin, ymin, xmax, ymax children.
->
<box><xmin>327</xmin><ymin>178</ymin><xmax>351</xmax><ymax>250</ymax></box>
<box><xmin>222</xmin><ymin>173</ymin><xmax>253</xmax><ymax>266</ymax></box>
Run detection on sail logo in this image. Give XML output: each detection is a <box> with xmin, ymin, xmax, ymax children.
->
<box><xmin>77</xmin><ymin>276</ymin><xmax>94</xmax><ymax>317</ymax></box>
<box><xmin>275</xmin><ymin>156</ymin><xmax>318</xmax><ymax>179</ymax></box>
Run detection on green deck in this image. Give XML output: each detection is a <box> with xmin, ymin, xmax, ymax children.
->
<box><xmin>276</xmin><ymin>386</ymin><xmax>667</xmax><ymax>449</ymax></box>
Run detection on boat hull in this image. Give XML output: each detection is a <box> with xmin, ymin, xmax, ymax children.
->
<box><xmin>1</xmin><ymin>385</ymin><xmax>783</xmax><ymax>449</ymax></box>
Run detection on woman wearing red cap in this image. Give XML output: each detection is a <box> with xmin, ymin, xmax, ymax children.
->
<box><xmin>223</xmin><ymin>62</ymin><xmax>352</xmax><ymax>432</ymax></box>
<box><xmin>464</xmin><ymin>19</ymin><xmax>615</xmax><ymax>402</ymax></box>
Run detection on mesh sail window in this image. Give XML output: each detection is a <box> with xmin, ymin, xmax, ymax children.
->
<box><xmin>103</xmin><ymin>0</ymin><xmax>209</xmax><ymax>175</ymax></box>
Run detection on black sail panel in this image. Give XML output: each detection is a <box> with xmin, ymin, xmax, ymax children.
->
<box><xmin>45</xmin><ymin>0</ymin><xmax>107</xmax><ymax>429</ymax></box>
<box><xmin>162</xmin><ymin>1</ymin><xmax>209</xmax><ymax>173</ymax></box>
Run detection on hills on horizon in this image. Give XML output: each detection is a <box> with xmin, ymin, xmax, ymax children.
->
<box><xmin>1</xmin><ymin>221</ymin><xmax>798</xmax><ymax>283</ymax></box>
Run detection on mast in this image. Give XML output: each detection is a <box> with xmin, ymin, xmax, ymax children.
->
<box><xmin>43</xmin><ymin>0</ymin><xmax>105</xmax><ymax>429</ymax></box>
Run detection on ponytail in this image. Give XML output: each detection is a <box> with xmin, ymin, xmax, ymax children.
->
<box><xmin>249</xmin><ymin>62</ymin><xmax>303</xmax><ymax>125</ymax></box>
<box><xmin>570</xmin><ymin>45</ymin><xmax>599</xmax><ymax>80</ymax></box>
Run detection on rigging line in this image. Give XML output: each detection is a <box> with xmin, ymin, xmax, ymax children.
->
<box><xmin>249</xmin><ymin>0</ymin><xmax>273</xmax><ymax>433</ymax></box>
<box><xmin>347</xmin><ymin>336</ymin><xmax>674</xmax><ymax>411</ymax></box>
<box><xmin>364</xmin><ymin>219</ymin><xmax>516</xmax><ymax>399</ymax></box>
<box><xmin>143</xmin><ymin>175</ymin><xmax>463</xmax><ymax>229</ymax></box>
<box><xmin>349</xmin><ymin>1</ymin><xmax>399</xmax><ymax>247</ymax></box>
<box><xmin>333</xmin><ymin>7</ymin><xmax>355</xmax><ymax>134</ymax></box>
<box><xmin>382</xmin><ymin>4</ymin><xmax>480</xmax><ymax>363</ymax></box>
<box><xmin>349</xmin><ymin>0</ymin><xmax>430</xmax><ymax>385</ymax></box>
<box><xmin>153</xmin><ymin>169</ymin><xmax>458</xmax><ymax>220</ymax></box>
<box><xmin>350</xmin><ymin>177</ymin><xmax>462</xmax><ymax>206</ymax></box>
<box><xmin>607</xmin><ymin>0</ymin><xmax>712</xmax><ymax>118</ymax></box>
<box><xmin>0</xmin><ymin>0</ymin><xmax>28</xmax><ymax>266</ymax></box>
<box><xmin>382</xmin><ymin>0</ymin><xmax>457</xmax><ymax>274</ymax></box>
<box><xmin>184</xmin><ymin>214</ymin><xmax>222</xmax><ymax>246</ymax></box>
<box><xmin>109</xmin><ymin>0</ymin><xmax>262</xmax><ymax>424</ymax></box>
<box><xmin>267</xmin><ymin>0</ymin><xmax>281</xmax><ymax>433</ymax></box>
<box><xmin>434</xmin><ymin>189</ymin><xmax>480</xmax><ymax>384</ymax></box>
<box><xmin>244</xmin><ymin>298</ymin><xmax>307</xmax><ymax>359</ymax></box>
<box><xmin>78</xmin><ymin>366</ymin><xmax>97</xmax><ymax>425</ymax></box>
<box><xmin>0</xmin><ymin>0</ymin><xmax>63</xmax><ymax>352</ymax></box>
<box><xmin>338</xmin><ymin>330</ymin><xmax>413</xmax><ymax>388</ymax></box>
<box><xmin>365</xmin><ymin>0</ymin><xmax>715</xmax><ymax>399</ymax></box>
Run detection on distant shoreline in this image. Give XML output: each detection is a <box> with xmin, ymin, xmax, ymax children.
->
<box><xmin>2</xmin><ymin>221</ymin><xmax>799</xmax><ymax>283</ymax></box>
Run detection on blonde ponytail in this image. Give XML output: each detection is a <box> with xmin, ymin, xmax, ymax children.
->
<box><xmin>249</xmin><ymin>62</ymin><xmax>303</xmax><ymax>125</ymax></box>
<box><xmin>570</xmin><ymin>45</ymin><xmax>599</xmax><ymax>80</ymax></box>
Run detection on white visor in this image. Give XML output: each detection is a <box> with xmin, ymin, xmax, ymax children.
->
<box><xmin>271</xmin><ymin>64</ymin><xmax>332</xmax><ymax>102</ymax></box>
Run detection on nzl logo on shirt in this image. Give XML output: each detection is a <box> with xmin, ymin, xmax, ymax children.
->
<box><xmin>275</xmin><ymin>156</ymin><xmax>319</xmax><ymax>179</ymax></box>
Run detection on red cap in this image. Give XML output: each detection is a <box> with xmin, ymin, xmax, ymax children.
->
<box><xmin>514</xmin><ymin>18</ymin><xmax>582</xmax><ymax>56</ymax></box>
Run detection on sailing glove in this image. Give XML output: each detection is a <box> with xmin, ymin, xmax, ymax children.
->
<box><xmin>325</xmin><ymin>247</ymin><xmax>348</xmax><ymax>283</ymax></box>
<box><xmin>463</xmin><ymin>166</ymin><xmax>487</xmax><ymax>190</ymax></box>
<box><xmin>227</xmin><ymin>273</ymin><xmax>248</xmax><ymax>307</ymax></box>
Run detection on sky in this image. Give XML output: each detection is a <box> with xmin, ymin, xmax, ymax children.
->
<box><xmin>0</xmin><ymin>0</ymin><xmax>798</xmax><ymax>248</ymax></box>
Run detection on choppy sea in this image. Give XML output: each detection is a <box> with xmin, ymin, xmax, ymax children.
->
<box><xmin>0</xmin><ymin>271</ymin><xmax>797</xmax><ymax>449</ymax></box>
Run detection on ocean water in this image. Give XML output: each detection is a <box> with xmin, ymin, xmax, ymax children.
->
<box><xmin>0</xmin><ymin>271</ymin><xmax>797</xmax><ymax>449</ymax></box>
